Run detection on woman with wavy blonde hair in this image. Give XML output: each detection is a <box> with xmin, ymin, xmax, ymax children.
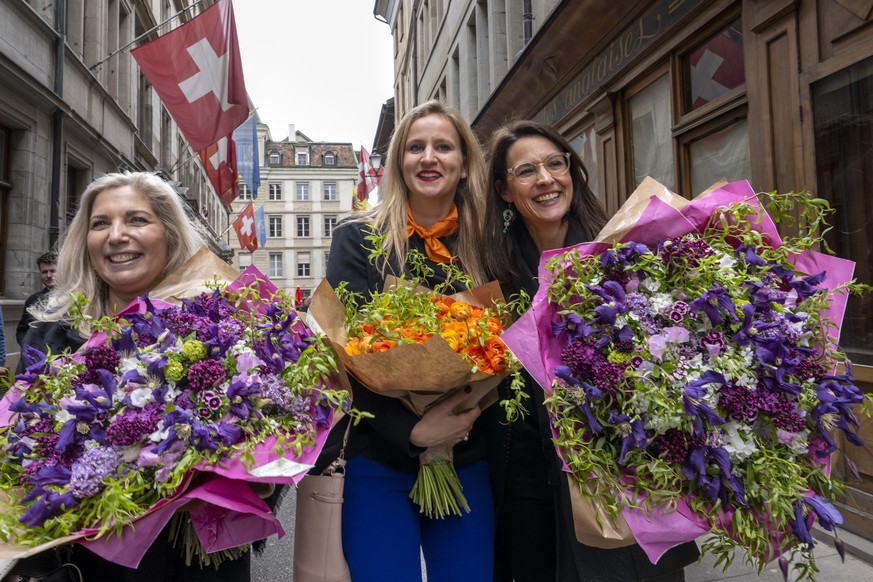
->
<box><xmin>30</xmin><ymin>172</ymin><xmax>205</xmax><ymax>337</ymax></box>
<box><xmin>315</xmin><ymin>100</ymin><xmax>494</xmax><ymax>581</ymax></box>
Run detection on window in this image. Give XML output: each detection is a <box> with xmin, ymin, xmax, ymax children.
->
<box><xmin>323</xmin><ymin>182</ymin><xmax>337</xmax><ymax>200</ymax></box>
<box><xmin>296</xmin><ymin>182</ymin><xmax>310</xmax><ymax>201</ymax></box>
<box><xmin>269</xmin><ymin>215</ymin><xmax>283</xmax><ymax>238</ymax></box>
<box><xmin>301</xmin><ymin>288</ymin><xmax>311</xmax><ymax>301</ymax></box>
<box><xmin>323</xmin><ymin>151</ymin><xmax>336</xmax><ymax>166</ymax></box>
<box><xmin>297</xmin><ymin>215</ymin><xmax>310</xmax><ymax>237</ymax></box>
<box><xmin>569</xmin><ymin>122</ymin><xmax>599</xmax><ymax>200</ymax></box>
<box><xmin>238</xmin><ymin>251</ymin><xmax>251</xmax><ymax>272</ymax></box>
<box><xmin>240</xmin><ymin>183</ymin><xmax>253</xmax><ymax>200</ymax></box>
<box><xmin>813</xmin><ymin>55</ymin><xmax>873</xmax><ymax>365</ymax></box>
<box><xmin>324</xmin><ymin>251</ymin><xmax>330</xmax><ymax>269</ymax></box>
<box><xmin>682</xmin><ymin>19</ymin><xmax>744</xmax><ymax>113</ymax></box>
<box><xmin>687</xmin><ymin>118</ymin><xmax>750</xmax><ymax>195</ymax></box>
<box><xmin>296</xmin><ymin>151</ymin><xmax>309</xmax><ymax>166</ymax></box>
<box><xmin>269</xmin><ymin>252</ymin><xmax>283</xmax><ymax>278</ymax></box>
<box><xmin>269</xmin><ymin>151</ymin><xmax>282</xmax><ymax>165</ymax></box>
<box><xmin>268</xmin><ymin>182</ymin><xmax>282</xmax><ymax>200</ymax></box>
<box><xmin>324</xmin><ymin>215</ymin><xmax>337</xmax><ymax>237</ymax></box>
<box><xmin>297</xmin><ymin>252</ymin><xmax>311</xmax><ymax>277</ymax></box>
<box><xmin>630</xmin><ymin>76</ymin><xmax>674</xmax><ymax>191</ymax></box>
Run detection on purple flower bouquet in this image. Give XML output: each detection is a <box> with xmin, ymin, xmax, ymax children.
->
<box><xmin>502</xmin><ymin>179</ymin><xmax>872</xmax><ymax>579</ymax></box>
<box><xmin>0</xmin><ymin>265</ymin><xmax>347</xmax><ymax>568</ymax></box>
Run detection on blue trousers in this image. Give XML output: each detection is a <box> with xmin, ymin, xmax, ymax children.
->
<box><xmin>341</xmin><ymin>455</ymin><xmax>495</xmax><ymax>582</ymax></box>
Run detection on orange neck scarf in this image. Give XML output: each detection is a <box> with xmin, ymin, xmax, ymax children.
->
<box><xmin>406</xmin><ymin>204</ymin><xmax>459</xmax><ymax>263</ymax></box>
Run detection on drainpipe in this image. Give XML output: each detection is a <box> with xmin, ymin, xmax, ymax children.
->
<box><xmin>522</xmin><ymin>0</ymin><xmax>533</xmax><ymax>44</ymax></box>
<box><xmin>49</xmin><ymin>0</ymin><xmax>66</xmax><ymax>248</ymax></box>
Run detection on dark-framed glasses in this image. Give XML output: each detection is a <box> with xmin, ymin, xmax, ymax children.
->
<box><xmin>506</xmin><ymin>152</ymin><xmax>571</xmax><ymax>184</ymax></box>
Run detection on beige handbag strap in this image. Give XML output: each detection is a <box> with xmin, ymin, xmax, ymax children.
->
<box><xmin>322</xmin><ymin>416</ymin><xmax>352</xmax><ymax>476</ymax></box>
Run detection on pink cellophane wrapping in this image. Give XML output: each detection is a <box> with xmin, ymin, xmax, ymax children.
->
<box><xmin>501</xmin><ymin>180</ymin><xmax>855</xmax><ymax>562</ymax></box>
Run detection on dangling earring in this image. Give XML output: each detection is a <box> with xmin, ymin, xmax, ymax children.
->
<box><xmin>502</xmin><ymin>206</ymin><xmax>515</xmax><ymax>234</ymax></box>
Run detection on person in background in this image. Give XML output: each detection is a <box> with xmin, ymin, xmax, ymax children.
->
<box><xmin>19</xmin><ymin>171</ymin><xmax>251</xmax><ymax>581</ymax></box>
<box><xmin>16</xmin><ymin>251</ymin><xmax>57</xmax><ymax>346</ymax></box>
<box><xmin>482</xmin><ymin>119</ymin><xmax>699</xmax><ymax>581</ymax></box>
<box><xmin>315</xmin><ymin>100</ymin><xmax>494</xmax><ymax>582</ymax></box>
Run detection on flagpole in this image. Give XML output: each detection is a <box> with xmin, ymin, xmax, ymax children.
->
<box><xmin>168</xmin><ymin>109</ymin><xmax>258</xmax><ymax>175</ymax></box>
<box><xmin>89</xmin><ymin>0</ymin><xmax>210</xmax><ymax>71</ymax></box>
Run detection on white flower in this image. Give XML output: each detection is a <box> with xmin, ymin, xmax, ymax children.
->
<box><xmin>641</xmin><ymin>277</ymin><xmax>661</xmax><ymax>293</ymax></box>
<box><xmin>149</xmin><ymin>426</ymin><xmax>169</xmax><ymax>443</ymax></box>
<box><xmin>717</xmin><ymin>254</ymin><xmax>736</xmax><ymax>270</ymax></box>
<box><xmin>163</xmin><ymin>382</ymin><xmax>181</xmax><ymax>402</ymax></box>
<box><xmin>118</xmin><ymin>356</ymin><xmax>141</xmax><ymax>374</ymax></box>
<box><xmin>55</xmin><ymin>409</ymin><xmax>73</xmax><ymax>424</ymax></box>
<box><xmin>721</xmin><ymin>422</ymin><xmax>758</xmax><ymax>462</ymax></box>
<box><xmin>129</xmin><ymin>387</ymin><xmax>154</xmax><ymax>408</ymax></box>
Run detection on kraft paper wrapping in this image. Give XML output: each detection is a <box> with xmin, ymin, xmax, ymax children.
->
<box><xmin>566</xmin><ymin>476</ymin><xmax>635</xmax><ymax>549</ymax></box>
<box><xmin>149</xmin><ymin>246</ymin><xmax>241</xmax><ymax>303</ymax></box>
<box><xmin>308</xmin><ymin>277</ymin><xmax>507</xmax><ymax>417</ymax></box>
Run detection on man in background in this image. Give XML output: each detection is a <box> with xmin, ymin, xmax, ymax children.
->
<box><xmin>16</xmin><ymin>252</ymin><xmax>57</xmax><ymax>346</ymax></box>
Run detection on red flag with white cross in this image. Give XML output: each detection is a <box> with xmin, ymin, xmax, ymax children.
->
<box><xmin>132</xmin><ymin>0</ymin><xmax>248</xmax><ymax>151</ymax></box>
<box><xmin>199</xmin><ymin>134</ymin><xmax>239</xmax><ymax>204</ymax></box>
<box><xmin>232</xmin><ymin>202</ymin><xmax>258</xmax><ymax>252</ymax></box>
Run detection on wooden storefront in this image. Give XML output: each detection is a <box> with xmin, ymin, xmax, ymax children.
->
<box><xmin>474</xmin><ymin>0</ymin><xmax>873</xmax><ymax>540</ymax></box>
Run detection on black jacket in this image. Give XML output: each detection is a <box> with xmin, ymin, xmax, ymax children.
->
<box><xmin>485</xmin><ymin>220</ymin><xmax>699</xmax><ymax>582</ymax></box>
<box><xmin>314</xmin><ymin>220</ymin><xmax>487</xmax><ymax>474</ymax></box>
<box><xmin>16</xmin><ymin>287</ymin><xmax>51</xmax><ymax>346</ymax></box>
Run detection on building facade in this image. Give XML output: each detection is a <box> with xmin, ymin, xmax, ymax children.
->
<box><xmin>375</xmin><ymin>0</ymin><xmax>873</xmax><ymax>540</ymax></box>
<box><xmin>0</xmin><ymin>0</ymin><xmax>232</xmax><ymax>354</ymax></box>
<box><xmin>230</xmin><ymin>124</ymin><xmax>358</xmax><ymax>302</ymax></box>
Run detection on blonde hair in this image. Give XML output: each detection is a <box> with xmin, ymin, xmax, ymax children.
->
<box><xmin>356</xmin><ymin>101</ymin><xmax>487</xmax><ymax>284</ymax></box>
<box><xmin>36</xmin><ymin>172</ymin><xmax>206</xmax><ymax>335</ymax></box>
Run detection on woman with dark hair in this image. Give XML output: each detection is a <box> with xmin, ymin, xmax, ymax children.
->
<box><xmin>482</xmin><ymin>120</ymin><xmax>699</xmax><ymax>581</ymax></box>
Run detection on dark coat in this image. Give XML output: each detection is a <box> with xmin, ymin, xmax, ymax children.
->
<box><xmin>16</xmin><ymin>287</ymin><xmax>51</xmax><ymax>346</ymax></box>
<box><xmin>485</xmin><ymin>220</ymin><xmax>699</xmax><ymax>582</ymax></box>
<box><xmin>314</xmin><ymin>219</ymin><xmax>487</xmax><ymax>474</ymax></box>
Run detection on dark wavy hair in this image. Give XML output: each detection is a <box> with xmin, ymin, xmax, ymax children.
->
<box><xmin>483</xmin><ymin>120</ymin><xmax>608</xmax><ymax>285</ymax></box>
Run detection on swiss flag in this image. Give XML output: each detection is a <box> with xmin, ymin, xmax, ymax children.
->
<box><xmin>132</xmin><ymin>0</ymin><xmax>248</xmax><ymax>151</ymax></box>
<box><xmin>233</xmin><ymin>202</ymin><xmax>258</xmax><ymax>252</ymax></box>
<box><xmin>353</xmin><ymin>147</ymin><xmax>383</xmax><ymax>211</ymax></box>
<box><xmin>199</xmin><ymin>134</ymin><xmax>239</xmax><ymax>204</ymax></box>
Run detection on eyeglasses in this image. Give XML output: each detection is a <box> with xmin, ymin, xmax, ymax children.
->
<box><xmin>505</xmin><ymin>152</ymin><xmax>571</xmax><ymax>184</ymax></box>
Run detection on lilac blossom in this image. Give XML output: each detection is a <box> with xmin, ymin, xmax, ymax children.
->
<box><xmin>69</xmin><ymin>445</ymin><xmax>121</xmax><ymax>499</ymax></box>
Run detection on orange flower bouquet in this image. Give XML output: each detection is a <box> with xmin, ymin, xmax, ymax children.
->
<box><xmin>308</xmin><ymin>252</ymin><xmax>525</xmax><ymax>518</ymax></box>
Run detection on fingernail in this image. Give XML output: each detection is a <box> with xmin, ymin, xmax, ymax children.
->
<box><xmin>464</xmin><ymin>386</ymin><xmax>472</xmax><ymax>394</ymax></box>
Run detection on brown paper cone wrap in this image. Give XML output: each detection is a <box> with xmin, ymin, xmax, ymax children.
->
<box><xmin>566</xmin><ymin>475</ymin><xmax>635</xmax><ymax>549</ymax></box>
<box><xmin>149</xmin><ymin>246</ymin><xmax>240</xmax><ymax>304</ymax></box>
<box><xmin>308</xmin><ymin>277</ymin><xmax>508</xmax><ymax>416</ymax></box>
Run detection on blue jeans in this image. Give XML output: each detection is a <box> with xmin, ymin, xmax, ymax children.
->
<box><xmin>341</xmin><ymin>455</ymin><xmax>495</xmax><ymax>582</ymax></box>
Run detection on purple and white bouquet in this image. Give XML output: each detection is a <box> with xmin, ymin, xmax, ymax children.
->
<box><xmin>0</xmin><ymin>269</ymin><xmax>347</xmax><ymax>568</ymax></box>
<box><xmin>503</xmin><ymin>180</ymin><xmax>872</xmax><ymax>579</ymax></box>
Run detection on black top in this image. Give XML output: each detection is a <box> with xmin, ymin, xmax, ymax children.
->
<box><xmin>314</xmin><ymin>220</ymin><xmax>487</xmax><ymax>474</ymax></box>
<box><xmin>16</xmin><ymin>287</ymin><xmax>51</xmax><ymax>346</ymax></box>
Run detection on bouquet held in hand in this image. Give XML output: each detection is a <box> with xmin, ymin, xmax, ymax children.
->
<box><xmin>505</xmin><ymin>179</ymin><xmax>872</xmax><ymax>580</ymax></box>
<box><xmin>310</xmin><ymin>243</ymin><xmax>524</xmax><ymax>519</ymax></box>
<box><xmin>0</xmin><ymin>266</ymin><xmax>346</xmax><ymax>568</ymax></box>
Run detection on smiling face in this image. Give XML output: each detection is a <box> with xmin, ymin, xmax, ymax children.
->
<box><xmin>402</xmin><ymin>113</ymin><xmax>467</xmax><ymax>224</ymax></box>
<box><xmin>87</xmin><ymin>185</ymin><xmax>169</xmax><ymax>311</ymax></box>
<box><xmin>500</xmin><ymin>135</ymin><xmax>573</xmax><ymax>246</ymax></box>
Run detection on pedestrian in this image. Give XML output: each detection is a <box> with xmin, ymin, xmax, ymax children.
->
<box><xmin>481</xmin><ymin>119</ymin><xmax>700</xmax><ymax>581</ymax></box>
<box><xmin>16</xmin><ymin>251</ymin><xmax>57</xmax><ymax>346</ymax></box>
<box><xmin>314</xmin><ymin>100</ymin><xmax>494</xmax><ymax>581</ymax></box>
<box><xmin>17</xmin><ymin>171</ymin><xmax>251</xmax><ymax>581</ymax></box>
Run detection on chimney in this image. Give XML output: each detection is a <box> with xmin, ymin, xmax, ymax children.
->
<box><xmin>288</xmin><ymin>124</ymin><xmax>296</xmax><ymax>142</ymax></box>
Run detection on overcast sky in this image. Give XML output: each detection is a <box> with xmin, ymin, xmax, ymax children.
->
<box><xmin>234</xmin><ymin>1</ymin><xmax>395</xmax><ymax>150</ymax></box>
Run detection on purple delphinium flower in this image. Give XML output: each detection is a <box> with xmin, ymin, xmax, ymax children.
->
<box><xmin>683</xmin><ymin>371</ymin><xmax>727</xmax><ymax>436</ymax></box>
<box><xmin>689</xmin><ymin>283</ymin><xmax>737</xmax><ymax>326</ymax></box>
<box><xmin>552</xmin><ymin>312</ymin><xmax>596</xmax><ymax>343</ymax></box>
<box><xmin>555</xmin><ymin>365</ymin><xmax>603</xmax><ymax>434</ymax></box>
<box><xmin>682</xmin><ymin>444</ymin><xmax>746</xmax><ymax>506</ymax></box>
<box><xmin>789</xmin><ymin>495</ymin><xmax>843</xmax><ymax>549</ymax></box>
<box><xmin>608</xmin><ymin>412</ymin><xmax>647</xmax><ymax>465</ymax></box>
<box><xmin>69</xmin><ymin>444</ymin><xmax>121</xmax><ymax>499</ymax></box>
<box><xmin>19</xmin><ymin>489</ymin><xmax>78</xmax><ymax>527</ymax></box>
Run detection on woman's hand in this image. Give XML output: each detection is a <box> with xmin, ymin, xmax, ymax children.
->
<box><xmin>410</xmin><ymin>387</ymin><xmax>480</xmax><ymax>449</ymax></box>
